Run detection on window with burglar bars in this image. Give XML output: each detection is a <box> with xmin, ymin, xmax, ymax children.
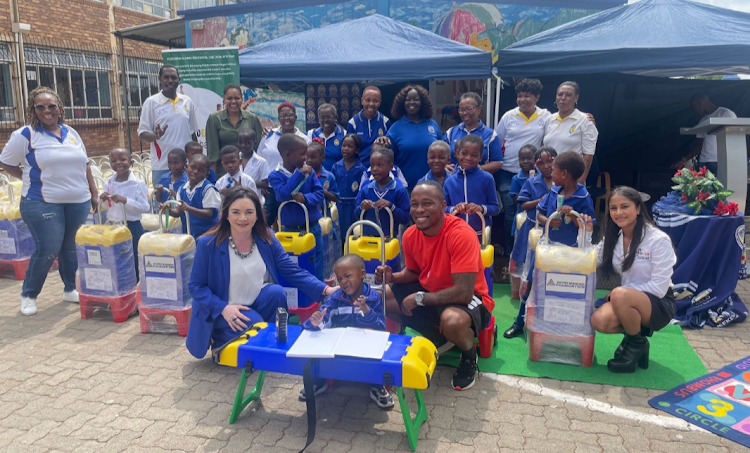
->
<box><xmin>0</xmin><ymin>43</ymin><xmax>15</xmax><ymax>123</ymax></box>
<box><xmin>25</xmin><ymin>47</ymin><xmax>113</xmax><ymax>120</ymax></box>
<box><xmin>125</xmin><ymin>58</ymin><xmax>160</xmax><ymax>119</ymax></box>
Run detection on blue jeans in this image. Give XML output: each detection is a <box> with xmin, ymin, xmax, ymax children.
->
<box><xmin>151</xmin><ymin>170</ymin><xmax>170</xmax><ymax>189</ymax></box>
<box><xmin>211</xmin><ymin>284</ymin><xmax>287</xmax><ymax>347</ymax></box>
<box><xmin>20</xmin><ymin>197</ymin><xmax>91</xmax><ymax>298</ymax></box>
<box><xmin>498</xmin><ymin>169</ymin><xmax>516</xmax><ymax>256</ymax></box>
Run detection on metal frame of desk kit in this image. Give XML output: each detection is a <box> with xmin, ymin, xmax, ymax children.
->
<box><xmin>215</xmin><ymin>323</ymin><xmax>438</xmax><ymax>451</ymax></box>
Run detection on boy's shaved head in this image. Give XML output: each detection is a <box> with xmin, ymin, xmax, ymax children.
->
<box><xmin>334</xmin><ymin>254</ymin><xmax>366</xmax><ymax>271</ymax></box>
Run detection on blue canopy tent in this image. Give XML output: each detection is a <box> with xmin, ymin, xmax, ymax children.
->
<box><xmin>238</xmin><ymin>14</ymin><xmax>492</xmax><ymax>83</ymax></box>
<box><xmin>496</xmin><ymin>0</ymin><xmax>750</xmax><ymax>77</ymax></box>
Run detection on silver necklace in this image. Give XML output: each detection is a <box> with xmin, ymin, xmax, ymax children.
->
<box><xmin>228</xmin><ymin>236</ymin><xmax>254</xmax><ymax>259</ymax></box>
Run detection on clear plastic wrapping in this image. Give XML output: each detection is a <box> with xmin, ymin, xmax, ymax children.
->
<box><xmin>137</xmin><ymin>231</ymin><xmax>196</xmax><ymax>309</ymax></box>
<box><xmin>526</xmin><ymin>237</ymin><xmax>597</xmax><ymax>366</ymax></box>
<box><xmin>509</xmin><ymin>211</ymin><xmax>527</xmax><ymax>278</ymax></box>
<box><xmin>141</xmin><ymin>212</ymin><xmax>183</xmax><ymax>234</ymax></box>
<box><xmin>0</xmin><ymin>204</ymin><xmax>33</xmax><ymax>261</ymax></box>
<box><xmin>75</xmin><ymin>223</ymin><xmax>137</xmax><ymax>297</ymax></box>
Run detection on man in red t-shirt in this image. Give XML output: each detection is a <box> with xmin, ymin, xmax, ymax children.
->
<box><xmin>375</xmin><ymin>180</ymin><xmax>492</xmax><ymax>391</ymax></box>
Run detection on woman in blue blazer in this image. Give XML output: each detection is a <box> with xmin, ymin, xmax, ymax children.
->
<box><xmin>186</xmin><ymin>187</ymin><xmax>336</xmax><ymax>359</ymax></box>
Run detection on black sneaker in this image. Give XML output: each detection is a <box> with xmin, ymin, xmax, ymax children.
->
<box><xmin>298</xmin><ymin>383</ymin><xmax>328</xmax><ymax>401</ymax></box>
<box><xmin>369</xmin><ymin>386</ymin><xmax>395</xmax><ymax>409</ymax></box>
<box><xmin>452</xmin><ymin>352</ymin><xmax>478</xmax><ymax>390</ymax></box>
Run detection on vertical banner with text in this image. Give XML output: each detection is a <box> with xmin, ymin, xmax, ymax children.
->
<box><xmin>162</xmin><ymin>47</ymin><xmax>239</xmax><ymax>150</ymax></box>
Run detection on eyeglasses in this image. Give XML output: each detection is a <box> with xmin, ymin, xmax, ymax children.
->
<box><xmin>458</xmin><ymin>106</ymin><xmax>477</xmax><ymax>114</ymax></box>
<box><xmin>34</xmin><ymin>104</ymin><xmax>59</xmax><ymax>111</ymax></box>
<box><xmin>279</xmin><ymin>114</ymin><xmax>296</xmax><ymax>119</ymax></box>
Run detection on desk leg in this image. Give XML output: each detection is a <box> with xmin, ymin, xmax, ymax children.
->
<box><xmin>395</xmin><ymin>387</ymin><xmax>427</xmax><ymax>452</ymax></box>
<box><xmin>229</xmin><ymin>369</ymin><xmax>266</xmax><ymax>424</ymax></box>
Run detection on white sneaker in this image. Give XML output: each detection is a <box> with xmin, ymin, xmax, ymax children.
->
<box><xmin>21</xmin><ymin>297</ymin><xmax>37</xmax><ymax>316</ymax></box>
<box><xmin>63</xmin><ymin>289</ymin><xmax>79</xmax><ymax>303</ymax></box>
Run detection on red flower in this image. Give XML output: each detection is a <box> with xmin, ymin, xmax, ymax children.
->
<box><xmin>681</xmin><ymin>193</ymin><xmax>687</xmax><ymax>202</ymax></box>
<box><xmin>697</xmin><ymin>190</ymin><xmax>710</xmax><ymax>201</ymax></box>
<box><xmin>697</xmin><ymin>167</ymin><xmax>707</xmax><ymax>177</ymax></box>
<box><xmin>674</xmin><ymin>170</ymin><xmax>682</xmax><ymax>177</ymax></box>
<box><xmin>713</xmin><ymin>201</ymin><xmax>726</xmax><ymax>215</ymax></box>
<box><xmin>728</xmin><ymin>202</ymin><xmax>739</xmax><ymax>216</ymax></box>
<box><xmin>690</xmin><ymin>169</ymin><xmax>698</xmax><ymax>177</ymax></box>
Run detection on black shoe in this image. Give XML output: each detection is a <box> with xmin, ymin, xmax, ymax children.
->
<box><xmin>613</xmin><ymin>335</ymin><xmax>627</xmax><ymax>358</ymax></box>
<box><xmin>452</xmin><ymin>350</ymin><xmax>478</xmax><ymax>390</ymax></box>
<box><xmin>607</xmin><ymin>335</ymin><xmax>649</xmax><ymax>373</ymax></box>
<box><xmin>503</xmin><ymin>323</ymin><xmax>524</xmax><ymax>339</ymax></box>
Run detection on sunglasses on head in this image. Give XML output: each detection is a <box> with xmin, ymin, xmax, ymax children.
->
<box><xmin>34</xmin><ymin>104</ymin><xmax>58</xmax><ymax>111</ymax></box>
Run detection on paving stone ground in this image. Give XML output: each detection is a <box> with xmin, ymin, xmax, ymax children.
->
<box><xmin>1</xmin><ymin>272</ymin><xmax>749</xmax><ymax>452</ymax></box>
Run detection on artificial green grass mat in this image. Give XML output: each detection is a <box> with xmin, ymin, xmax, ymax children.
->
<box><xmin>432</xmin><ymin>284</ymin><xmax>708</xmax><ymax>390</ymax></box>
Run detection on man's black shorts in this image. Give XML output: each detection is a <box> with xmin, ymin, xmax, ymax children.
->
<box><xmin>390</xmin><ymin>281</ymin><xmax>491</xmax><ymax>346</ymax></box>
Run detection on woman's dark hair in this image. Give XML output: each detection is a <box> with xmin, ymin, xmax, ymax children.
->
<box><xmin>515</xmin><ymin>78</ymin><xmax>543</xmax><ymax>96</ymax></box>
<box><xmin>390</xmin><ymin>85</ymin><xmax>433</xmax><ymax>120</ymax></box>
<box><xmin>26</xmin><ymin>87</ymin><xmax>65</xmax><ymax>129</ymax></box>
<box><xmin>342</xmin><ymin>133</ymin><xmax>362</xmax><ymax>154</ymax></box>
<box><xmin>207</xmin><ymin>186</ymin><xmax>272</xmax><ymax>246</ymax></box>
<box><xmin>557</xmin><ymin>81</ymin><xmax>580</xmax><ymax>96</ymax></box>
<box><xmin>599</xmin><ymin>186</ymin><xmax>655</xmax><ymax>276</ymax></box>
<box><xmin>223</xmin><ymin>83</ymin><xmax>242</xmax><ymax>96</ymax></box>
<box><xmin>553</xmin><ymin>151</ymin><xmax>585</xmax><ymax>181</ymax></box>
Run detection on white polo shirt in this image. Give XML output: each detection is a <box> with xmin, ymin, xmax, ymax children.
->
<box><xmin>0</xmin><ymin>125</ymin><xmax>91</xmax><ymax>204</ymax></box>
<box><xmin>243</xmin><ymin>154</ymin><xmax>270</xmax><ymax>205</ymax></box>
<box><xmin>137</xmin><ymin>91</ymin><xmax>199</xmax><ymax>171</ymax></box>
<box><xmin>543</xmin><ymin>109</ymin><xmax>598</xmax><ymax>156</ymax></box>
<box><xmin>216</xmin><ymin>170</ymin><xmax>261</xmax><ymax>203</ymax></box>
<box><xmin>103</xmin><ymin>172</ymin><xmax>149</xmax><ymax>222</ymax></box>
<box><xmin>697</xmin><ymin>107</ymin><xmax>737</xmax><ymax>163</ymax></box>
<box><xmin>592</xmin><ymin>225</ymin><xmax>676</xmax><ymax>298</ymax></box>
<box><xmin>257</xmin><ymin>126</ymin><xmax>311</xmax><ymax>172</ymax></box>
<box><xmin>495</xmin><ymin>106</ymin><xmax>550</xmax><ymax>173</ymax></box>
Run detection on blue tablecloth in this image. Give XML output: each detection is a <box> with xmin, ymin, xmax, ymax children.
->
<box><xmin>651</xmin><ymin>207</ymin><xmax>747</xmax><ymax>328</ymax></box>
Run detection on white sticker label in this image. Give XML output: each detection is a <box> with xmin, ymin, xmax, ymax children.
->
<box><xmin>144</xmin><ymin>256</ymin><xmax>176</xmax><ymax>274</ymax></box>
<box><xmin>83</xmin><ymin>268</ymin><xmax>113</xmax><ymax>291</ymax></box>
<box><xmin>87</xmin><ymin>250</ymin><xmax>102</xmax><ymax>266</ymax></box>
<box><xmin>0</xmin><ymin>238</ymin><xmax>15</xmax><ymax>254</ymax></box>
<box><xmin>146</xmin><ymin>276</ymin><xmax>178</xmax><ymax>301</ymax></box>
<box><xmin>545</xmin><ymin>273</ymin><xmax>586</xmax><ymax>295</ymax></box>
<box><xmin>284</xmin><ymin>287</ymin><xmax>299</xmax><ymax>309</ymax></box>
<box><xmin>288</xmin><ymin>255</ymin><xmax>299</xmax><ymax>264</ymax></box>
<box><xmin>542</xmin><ymin>297</ymin><xmax>587</xmax><ymax>326</ymax></box>
<box><xmin>0</xmin><ymin>230</ymin><xmax>8</xmax><ymax>238</ymax></box>
<box><xmin>364</xmin><ymin>273</ymin><xmax>375</xmax><ymax>285</ymax></box>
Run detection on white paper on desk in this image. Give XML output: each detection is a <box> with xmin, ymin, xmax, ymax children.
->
<box><xmin>286</xmin><ymin>328</ymin><xmax>345</xmax><ymax>359</ymax></box>
<box><xmin>334</xmin><ymin>328</ymin><xmax>390</xmax><ymax>360</ymax></box>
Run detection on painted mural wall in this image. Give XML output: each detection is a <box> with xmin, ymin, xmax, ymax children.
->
<box><xmin>191</xmin><ymin>0</ymin><xmax>597</xmax><ymax>63</ymax></box>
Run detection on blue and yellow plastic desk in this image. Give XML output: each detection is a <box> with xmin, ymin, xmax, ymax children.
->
<box><xmin>215</xmin><ymin>323</ymin><xmax>438</xmax><ymax>451</ymax></box>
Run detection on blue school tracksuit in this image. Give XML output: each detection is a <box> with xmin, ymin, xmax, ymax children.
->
<box><xmin>347</xmin><ymin>110</ymin><xmax>391</xmax><ymax>165</ymax></box>
<box><xmin>417</xmin><ymin>170</ymin><xmax>452</xmax><ymax>187</ymax></box>
<box><xmin>443</xmin><ymin>121</ymin><xmax>502</xmax><ymax>167</ymax></box>
<box><xmin>514</xmin><ymin>183</ymin><xmax>595</xmax><ymax>328</ymax></box>
<box><xmin>302</xmin><ymin>283</ymin><xmax>385</xmax><ymax>331</ymax></box>
<box><xmin>156</xmin><ymin>171</ymin><xmax>188</xmax><ymax>203</ymax></box>
<box><xmin>178</xmin><ymin>180</ymin><xmax>220</xmax><ymax>239</ymax></box>
<box><xmin>332</xmin><ymin>159</ymin><xmax>365</xmax><ymax>239</ymax></box>
<box><xmin>268</xmin><ymin>167</ymin><xmax>325</xmax><ymax>280</ymax></box>
<box><xmin>308</xmin><ymin>125</ymin><xmax>347</xmax><ymax>171</ymax></box>
<box><xmin>354</xmin><ymin>177</ymin><xmax>410</xmax><ymax>238</ymax></box>
<box><xmin>510</xmin><ymin>173</ymin><xmax>550</xmax><ymax>267</ymax></box>
<box><xmin>509</xmin><ymin>171</ymin><xmax>530</xmax><ymax>238</ymax></box>
<box><xmin>444</xmin><ymin>166</ymin><xmax>500</xmax><ymax>234</ymax></box>
<box><xmin>386</xmin><ymin>116</ymin><xmax>442</xmax><ymax>188</ymax></box>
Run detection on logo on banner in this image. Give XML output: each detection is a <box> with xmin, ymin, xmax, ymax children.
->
<box><xmin>545</xmin><ymin>273</ymin><xmax>586</xmax><ymax>294</ymax></box>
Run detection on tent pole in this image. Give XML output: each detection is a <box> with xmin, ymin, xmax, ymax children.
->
<box><xmin>485</xmin><ymin>78</ymin><xmax>491</xmax><ymax>126</ymax></box>
<box><xmin>119</xmin><ymin>36</ymin><xmax>132</xmax><ymax>154</ymax></box>
<box><xmin>494</xmin><ymin>76</ymin><xmax>501</xmax><ymax>128</ymax></box>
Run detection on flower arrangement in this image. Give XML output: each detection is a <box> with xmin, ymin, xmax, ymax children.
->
<box><xmin>672</xmin><ymin>167</ymin><xmax>737</xmax><ymax>215</ymax></box>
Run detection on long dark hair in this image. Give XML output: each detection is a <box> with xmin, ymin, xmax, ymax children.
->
<box><xmin>390</xmin><ymin>85</ymin><xmax>433</xmax><ymax>120</ymax></box>
<box><xmin>206</xmin><ymin>187</ymin><xmax>272</xmax><ymax>247</ymax></box>
<box><xmin>599</xmin><ymin>186</ymin><xmax>654</xmax><ymax>275</ymax></box>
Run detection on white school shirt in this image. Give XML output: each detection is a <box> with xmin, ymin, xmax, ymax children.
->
<box><xmin>216</xmin><ymin>169</ymin><xmax>261</xmax><ymax>202</ymax></box>
<box><xmin>592</xmin><ymin>225</ymin><xmax>676</xmax><ymax>298</ymax></box>
<box><xmin>0</xmin><ymin>124</ymin><xmax>90</xmax><ymax>204</ymax></box>
<box><xmin>697</xmin><ymin>107</ymin><xmax>737</xmax><ymax>163</ymax></box>
<box><xmin>228</xmin><ymin>244</ymin><xmax>267</xmax><ymax>307</ymax></box>
<box><xmin>495</xmin><ymin>106</ymin><xmax>550</xmax><ymax>173</ymax></box>
<box><xmin>104</xmin><ymin>172</ymin><xmax>150</xmax><ymax>222</ymax></box>
<box><xmin>257</xmin><ymin>126</ymin><xmax>311</xmax><ymax>172</ymax></box>
<box><xmin>543</xmin><ymin>109</ymin><xmax>598</xmax><ymax>156</ymax></box>
<box><xmin>137</xmin><ymin>91</ymin><xmax>199</xmax><ymax>171</ymax></box>
<box><xmin>243</xmin><ymin>153</ymin><xmax>270</xmax><ymax>204</ymax></box>
<box><xmin>176</xmin><ymin>179</ymin><xmax>222</xmax><ymax>210</ymax></box>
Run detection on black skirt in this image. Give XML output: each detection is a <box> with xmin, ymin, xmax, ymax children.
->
<box><xmin>642</xmin><ymin>288</ymin><xmax>676</xmax><ymax>337</ymax></box>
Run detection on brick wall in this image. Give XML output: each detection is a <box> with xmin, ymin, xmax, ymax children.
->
<box><xmin>20</xmin><ymin>0</ymin><xmax>112</xmax><ymax>54</ymax></box>
<box><xmin>114</xmin><ymin>7</ymin><xmax>165</xmax><ymax>60</ymax></box>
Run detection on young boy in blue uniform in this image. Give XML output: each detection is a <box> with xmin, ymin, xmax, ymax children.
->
<box><xmin>186</xmin><ymin>141</ymin><xmax>217</xmax><ymax>184</ymax></box>
<box><xmin>347</xmin><ymin>86</ymin><xmax>391</xmax><ymax>165</ymax></box>
<box><xmin>268</xmin><ymin>134</ymin><xmax>326</xmax><ymax>280</ymax></box>
<box><xmin>510</xmin><ymin>146</ymin><xmax>555</xmax><ymax>298</ymax></box>
<box><xmin>300</xmin><ymin>254</ymin><xmax>393</xmax><ymax>408</ymax></box>
<box><xmin>444</xmin><ymin>134</ymin><xmax>500</xmax><ymax>236</ymax></box>
<box><xmin>332</xmin><ymin>134</ymin><xmax>365</xmax><ymax>240</ymax></box>
<box><xmin>154</xmin><ymin>148</ymin><xmax>188</xmax><ymax>203</ymax></box>
<box><xmin>418</xmin><ymin>140</ymin><xmax>452</xmax><ymax>187</ymax></box>
<box><xmin>354</xmin><ymin>146</ymin><xmax>410</xmax><ymax>238</ymax></box>
<box><xmin>165</xmin><ymin>153</ymin><xmax>221</xmax><ymax>240</ymax></box>
<box><xmin>504</xmin><ymin>150</ymin><xmax>596</xmax><ymax>338</ymax></box>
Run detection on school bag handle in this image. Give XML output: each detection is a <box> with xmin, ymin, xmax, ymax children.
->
<box><xmin>344</xmin><ymin>218</ymin><xmax>387</xmax><ymax>321</ymax></box>
<box><xmin>359</xmin><ymin>206</ymin><xmax>394</xmax><ymax>240</ymax></box>
<box><xmin>543</xmin><ymin>210</ymin><xmax>585</xmax><ymax>248</ymax></box>
<box><xmin>160</xmin><ymin>200</ymin><xmax>191</xmax><ymax>236</ymax></box>
<box><xmin>449</xmin><ymin>208</ymin><xmax>490</xmax><ymax>247</ymax></box>
<box><xmin>277</xmin><ymin>200</ymin><xmax>310</xmax><ymax>234</ymax></box>
<box><xmin>0</xmin><ymin>174</ymin><xmax>18</xmax><ymax>205</ymax></box>
<box><xmin>97</xmin><ymin>198</ymin><xmax>127</xmax><ymax>226</ymax></box>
